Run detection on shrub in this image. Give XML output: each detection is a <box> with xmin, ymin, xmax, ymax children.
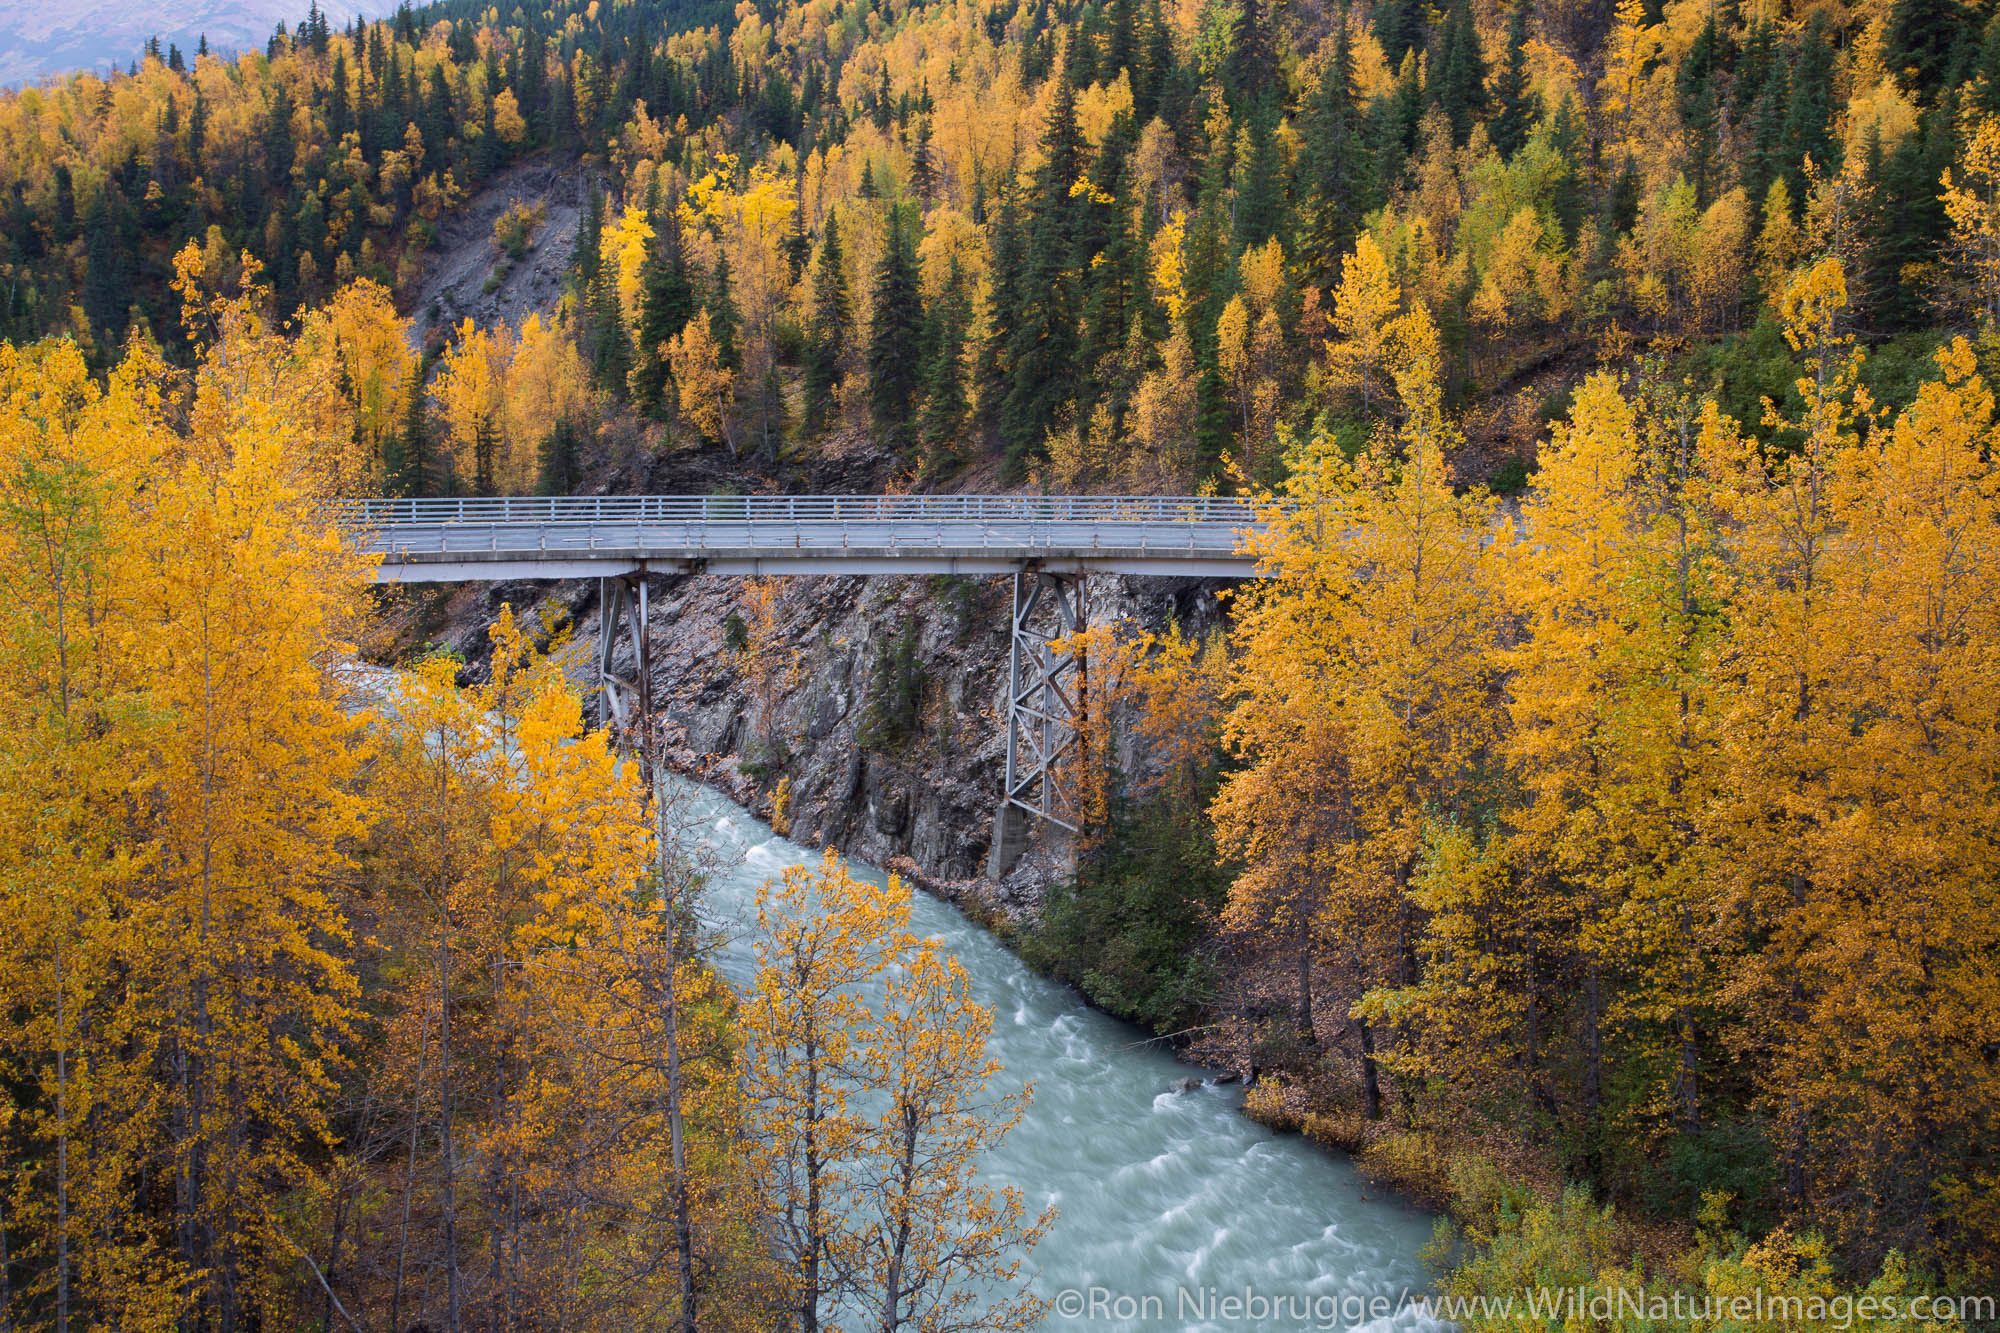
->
<box><xmin>856</xmin><ymin>621</ymin><xmax>927</xmax><ymax>752</ymax></box>
<box><xmin>1243</xmin><ymin>1077</ymin><xmax>1305</xmax><ymax>1133</ymax></box>
<box><xmin>1358</xmin><ymin>1130</ymin><xmax>1457</xmax><ymax>1209</ymax></box>
<box><xmin>492</xmin><ymin>200</ymin><xmax>545</xmax><ymax>259</ymax></box>
<box><xmin>1017</xmin><ymin>785</ymin><xmax>1229</xmax><ymax>1034</ymax></box>
<box><xmin>1302</xmin><ymin>1109</ymin><xmax>1367</xmax><ymax>1152</ymax></box>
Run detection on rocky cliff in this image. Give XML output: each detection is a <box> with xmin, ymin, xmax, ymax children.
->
<box><xmin>394</xmin><ymin>558</ymin><xmax>1227</xmax><ymax>917</ymax></box>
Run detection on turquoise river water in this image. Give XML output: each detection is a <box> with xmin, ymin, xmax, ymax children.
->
<box><xmin>674</xmin><ymin>775</ymin><xmax>1443</xmax><ymax>1333</ymax></box>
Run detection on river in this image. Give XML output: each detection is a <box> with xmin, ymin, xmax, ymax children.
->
<box><xmin>674</xmin><ymin>775</ymin><xmax>1442</xmax><ymax>1333</ymax></box>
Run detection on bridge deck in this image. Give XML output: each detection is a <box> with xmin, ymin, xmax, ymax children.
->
<box><xmin>342</xmin><ymin>495</ymin><xmax>1273</xmax><ymax>581</ymax></box>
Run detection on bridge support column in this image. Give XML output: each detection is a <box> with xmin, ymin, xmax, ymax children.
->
<box><xmin>598</xmin><ymin>573</ymin><xmax>655</xmax><ymax>783</ymax></box>
<box><xmin>989</xmin><ymin>569</ymin><xmax>1085</xmax><ymax>879</ymax></box>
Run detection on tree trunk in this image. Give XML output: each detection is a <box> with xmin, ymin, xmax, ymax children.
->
<box><xmin>53</xmin><ymin>942</ymin><xmax>69</xmax><ymax>1333</ymax></box>
<box><xmin>650</xmin><ymin>751</ymin><xmax>699</xmax><ymax>1333</ymax></box>
<box><xmin>438</xmin><ymin>921</ymin><xmax>462</xmax><ymax>1333</ymax></box>
<box><xmin>1358</xmin><ymin>1019</ymin><xmax>1382</xmax><ymax>1121</ymax></box>
<box><xmin>392</xmin><ymin>1021</ymin><xmax>427</xmax><ymax>1333</ymax></box>
<box><xmin>1294</xmin><ymin>927</ymin><xmax>1314</xmax><ymax>1040</ymax></box>
<box><xmin>802</xmin><ymin>1046</ymin><xmax>823</xmax><ymax>1333</ymax></box>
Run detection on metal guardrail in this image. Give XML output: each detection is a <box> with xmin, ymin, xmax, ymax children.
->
<box><xmin>333</xmin><ymin>494</ymin><xmax>1283</xmax><ymax>570</ymax></box>
<box><xmin>333</xmin><ymin>494</ymin><xmax>1270</xmax><ymax>526</ymax></box>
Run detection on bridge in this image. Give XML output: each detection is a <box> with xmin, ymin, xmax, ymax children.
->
<box><xmin>339</xmin><ymin>494</ymin><xmax>1275</xmax><ymax>875</ymax></box>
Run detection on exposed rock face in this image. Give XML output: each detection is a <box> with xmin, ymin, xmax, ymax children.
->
<box><xmin>423</xmin><ymin>563</ymin><xmax>1229</xmax><ymax>918</ymax></box>
<box><xmin>404</xmin><ymin>154</ymin><xmax>587</xmax><ymax>348</ymax></box>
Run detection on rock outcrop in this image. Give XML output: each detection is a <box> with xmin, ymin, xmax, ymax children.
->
<box><xmin>411</xmin><ymin>561</ymin><xmax>1228</xmax><ymax>918</ymax></box>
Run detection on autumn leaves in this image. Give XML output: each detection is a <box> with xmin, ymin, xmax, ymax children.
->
<box><xmin>0</xmin><ymin>248</ymin><xmax>1045</xmax><ymax>1331</ymax></box>
<box><xmin>1220</xmin><ymin>255</ymin><xmax>2000</xmax><ymax>1279</ymax></box>
<box><xmin>746</xmin><ymin>853</ymin><xmax>1048</xmax><ymax>1332</ymax></box>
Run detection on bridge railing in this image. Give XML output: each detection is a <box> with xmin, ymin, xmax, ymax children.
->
<box><xmin>332</xmin><ymin>494</ymin><xmax>1274</xmax><ymax>527</ymax></box>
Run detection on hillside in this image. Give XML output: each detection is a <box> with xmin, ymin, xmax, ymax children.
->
<box><xmin>5</xmin><ymin>0</ymin><xmax>2000</xmax><ymax>1323</ymax></box>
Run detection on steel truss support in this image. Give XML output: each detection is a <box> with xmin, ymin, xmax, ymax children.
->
<box><xmin>989</xmin><ymin>568</ymin><xmax>1086</xmax><ymax>877</ymax></box>
<box><xmin>598</xmin><ymin>573</ymin><xmax>655</xmax><ymax>780</ymax></box>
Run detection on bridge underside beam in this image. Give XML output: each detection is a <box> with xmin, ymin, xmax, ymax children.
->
<box><xmin>368</xmin><ymin>553</ymin><xmax>1256</xmax><ymax>582</ymax></box>
<box><xmin>990</xmin><ymin>569</ymin><xmax>1086</xmax><ymax>878</ymax></box>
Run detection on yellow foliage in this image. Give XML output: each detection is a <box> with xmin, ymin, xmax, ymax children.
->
<box><xmin>668</xmin><ymin>310</ymin><xmax>736</xmax><ymax>448</ymax></box>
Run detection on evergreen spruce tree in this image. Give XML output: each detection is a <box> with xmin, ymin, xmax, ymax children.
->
<box><xmin>1298</xmin><ymin>11</ymin><xmax>1373</xmax><ymax>291</ymax></box>
<box><xmin>1373</xmin><ymin>0</ymin><xmax>1426</xmax><ymax>68</ymax></box>
<box><xmin>1233</xmin><ymin>101</ymin><xmax>1286</xmax><ymax>251</ymax></box>
<box><xmin>1740</xmin><ymin>39</ymin><xmax>1790</xmax><ymax>207</ymax></box>
<box><xmin>1137</xmin><ymin>0</ymin><xmax>1174</xmax><ymax>120</ymax></box>
<box><xmin>977</xmin><ymin>182</ymin><xmax>1026</xmax><ymax>440</ymax></box>
<box><xmin>1676</xmin><ymin>11</ymin><xmax>1730</xmax><ymax>204</ymax></box>
<box><xmin>1866</xmin><ymin>98</ymin><xmax>1957</xmax><ymax>329</ymax></box>
<box><xmin>804</xmin><ymin>209</ymin><xmax>852</xmax><ymax>435</ymax></box>
<box><xmin>1106</xmin><ymin>0</ymin><xmax>1137</xmax><ymax>79</ymax></box>
<box><xmin>1546</xmin><ymin>96</ymin><xmax>1588</xmax><ymax>245</ymax></box>
<box><xmin>328</xmin><ymin>50</ymin><xmax>352</xmax><ymax>143</ymax></box>
<box><xmin>1489</xmin><ymin>4</ymin><xmax>1537</xmax><ymax>160</ymax></box>
<box><xmin>264</xmin><ymin>82</ymin><xmax>296</xmax><ymax>187</ymax></box>
<box><xmin>1002</xmin><ymin>67</ymin><xmax>1086</xmax><ymax>458</ymax></box>
<box><xmin>391</xmin><ymin>366</ymin><xmax>434</xmax><ymax>497</ymax></box>
<box><xmin>80</xmin><ymin>194</ymin><xmax>129</xmax><ymax>351</ymax></box>
<box><xmin>917</xmin><ymin>256</ymin><xmax>973</xmax><ymax>470</ymax></box>
<box><xmin>783</xmin><ymin>167</ymin><xmax>811</xmax><ymax>281</ymax></box>
<box><xmin>1426</xmin><ymin>0</ymin><xmax>1487</xmax><ymax>144</ymax></box>
<box><xmin>1610</xmin><ymin>153</ymin><xmax>1642</xmax><ymax>234</ymax></box>
<box><xmin>867</xmin><ymin>203</ymin><xmax>925</xmax><ymax>453</ymax></box>
<box><xmin>1081</xmin><ymin>145</ymin><xmax>1144</xmax><ymax>410</ymax></box>
<box><xmin>1970</xmin><ymin>13</ymin><xmax>2000</xmax><ymax>115</ymax></box>
<box><xmin>538</xmin><ymin>417</ymin><xmax>582</xmax><ymax>494</ymax></box>
<box><xmin>632</xmin><ymin>203</ymin><xmax>698</xmax><ymax>415</ymax></box>
<box><xmin>473</xmin><ymin>414</ymin><xmax>498</xmax><ymax>495</ymax></box>
<box><xmin>708</xmin><ymin>253</ymin><xmax>741</xmax><ymax>371</ymax></box>
<box><xmin>587</xmin><ymin>277</ymin><xmax>632</xmax><ymax>395</ymax></box>
<box><xmin>1227</xmin><ymin>0</ymin><xmax>1277</xmax><ymax>104</ymax></box>
<box><xmin>1783</xmin><ymin>14</ymin><xmax>1840</xmax><ymax>198</ymax></box>
<box><xmin>1885</xmin><ymin>0</ymin><xmax>1967</xmax><ymax>101</ymax></box>
<box><xmin>574</xmin><ymin>181</ymin><xmax>604</xmax><ymax>291</ymax></box>
<box><xmin>911</xmin><ymin>120</ymin><xmax>938</xmax><ymax>200</ymax></box>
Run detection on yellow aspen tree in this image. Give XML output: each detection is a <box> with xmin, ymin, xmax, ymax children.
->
<box><xmin>669</xmin><ymin>311</ymin><xmax>736</xmax><ymax>449</ymax></box>
<box><xmin>1605</xmin><ymin>376</ymin><xmax>1735</xmax><ymax>1143</ymax></box>
<box><xmin>702</xmin><ymin>169</ymin><xmax>795</xmax><ymax>452</ymax></box>
<box><xmin>1940</xmin><ymin>114</ymin><xmax>2000</xmax><ymax>328</ymax></box>
<box><xmin>431</xmin><ymin>317</ymin><xmax>514</xmax><ymax>494</ymax></box>
<box><xmin>1129</xmin><ymin>327</ymin><xmax>1202</xmax><ymax>489</ymax></box>
<box><xmin>1755</xmin><ymin>178</ymin><xmax>1805</xmax><ymax>303</ymax></box>
<box><xmin>605</xmin><ymin>204</ymin><xmax>656</xmax><ymax>330</ymax></box>
<box><xmin>139</xmin><ymin>248</ymin><xmax>373</xmax><ymax>1328</ymax></box>
<box><xmin>1688</xmin><ymin>187</ymin><xmax>1751</xmax><ymax>335</ymax></box>
<box><xmin>1210</xmin><ymin>717</ymin><xmax>1369</xmax><ymax>1064</ymax></box>
<box><xmin>1423</xmin><ymin>369</ymin><xmax>1728</xmax><ymax>1148</ymax></box>
<box><xmin>1394</xmin><ymin>372</ymin><xmax>1654</xmax><ymax>1131</ymax></box>
<box><xmin>501</xmin><ymin>312</ymin><xmax>593</xmax><ymax>489</ymax></box>
<box><xmin>1216</xmin><ymin>293</ymin><xmax>1253</xmax><ymax>448</ymax></box>
<box><xmin>303</xmin><ymin>277</ymin><xmax>413</xmax><ymax>487</ymax></box>
<box><xmin>1226</xmin><ymin>302</ymin><xmax>1499</xmax><ymax>1112</ymax></box>
<box><xmin>744</xmin><ymin>851</ymin><xmax>912</xmax><ymax>1333</ymax></box>
<box><xmin>1785</xmin><ymin>340</ymin><xmax>2000</xmax><ymax>1266</ymax></box>
<box><xmin>1324</xmin><ymin>233</ymin><xmax>1401</xmax><ymax>411</ymax></box>
<box><xmin>843</xmin><ymin>941</ymin><xmax>1050</xmax><ymax>1333</ymax></box>
<box><xmin>367</xmin><ymin>606</ymin><xmax>630</xmax><ymax>1332</ymax></box>
<box><xmin>1706</xmin><ymin>256</ymin><xmax>1868</xmax><ymax>1217</ymax></box>
<box><xmin>0</xmin><ymin>338</ymin><xmax>181</xmax><ymax>1332</ymax></box>
<box><xmin>500</xmin><ymin>615</ymin><xmax>764</xmax><ymax>1331</ymax></box>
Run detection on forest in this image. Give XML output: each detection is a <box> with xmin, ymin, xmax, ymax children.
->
<box><xmin>3</xmin><ymin>0</ymin><xmax>2000</xmax><ymax>1322</ymax></box>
